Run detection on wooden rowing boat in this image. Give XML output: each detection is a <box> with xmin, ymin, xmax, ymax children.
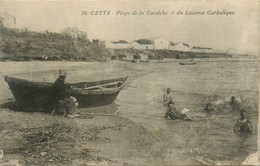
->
<box><xmin>5</xmin><ymin>76</ymin><xmax>128</xmax><ymax>111</ymax></box>
<box><xmin>179</xmin><ymin>61</ymin><xmax>196</xmax><ymax>65</ymax></box>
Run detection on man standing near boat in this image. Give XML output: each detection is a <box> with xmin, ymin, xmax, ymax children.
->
<box><xmin>51</xmin><ymin>70</ymin><xmax>79</xmax><ymax>118</ymax></box>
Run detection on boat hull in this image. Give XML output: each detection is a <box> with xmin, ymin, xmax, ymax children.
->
<box><xmin>5</xmin><ymin>76</ymin><xmax>128</xmax><ymax>111</ymax></box>
<box><xmin>179</xmin><ymin>62</ymin><xmax>196</xmax><ymax>65</ymax></box>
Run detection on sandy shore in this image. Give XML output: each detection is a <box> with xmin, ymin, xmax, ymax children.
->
<box><xmin>0</xmin><ymin>107</ymin><xmax>202</xmax><ymax>166</ymax></box>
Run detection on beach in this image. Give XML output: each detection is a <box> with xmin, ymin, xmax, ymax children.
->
<box><xmin>0</xmin><ymin>59</ymin><xmax>258</xmax><ymax>165</ymax></box>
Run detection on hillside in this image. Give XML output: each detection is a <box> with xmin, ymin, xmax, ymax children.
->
<box><xmin>0</xmin><ymin>28</ymin><xmax>111</xmax><ymax>61</ymax></box>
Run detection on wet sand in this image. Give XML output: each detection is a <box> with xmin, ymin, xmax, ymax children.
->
<box><xmin>0</xmin><ymin>108</ymin><xmax>167</xmax><ymax>166</ymax></box>
<box><xmin>0</xmin><ymin>107</ymin><xmax>204</xmax><ymax>165</ymax></box>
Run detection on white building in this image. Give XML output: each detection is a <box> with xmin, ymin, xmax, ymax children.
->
<box><xmin>170</xmin><ymin>42</ymin><xmax>190</xmax><ymax>52</ymax></box>
<box><xmin>105</xmin><ymin>37</ymin><xmax>172</xmax><ymax>50</ymax></box>
<box><xmin>128</xmin><ymin>41</ymin><xmax>153</xmax><ymax>50</ymax></box>
<box><xmin>104</xmin><ymin>37</ymin><xmax>215</xmax><ymax>53</ymax></box>
<box><xmin>153</xmin><ymin>37</ymin><xmax>171</xmax><ymax>50</ymax></box>
<box><xmin>0</xmin><ymin>12</ymin><xmax>16</xmax><ymax>28</ymax></box>
<box><xmin>131</xmin><ymin>38</ymin><xmax>171</xmax><ymax>50</ymax></box>
<box><xmin>62</xmin><ymin>27</ymin><xmax>88</xmax><ymax>39</ymax></box>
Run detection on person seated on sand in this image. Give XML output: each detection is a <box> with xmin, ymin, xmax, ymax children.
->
<box><xmin>163</xmin><ymin>88</ymin><xmax>174</xmax><ymax>105</ymax></box>
<box><xmin>234</xmin><ymin>110</ymin><xmax>253</xmax><ymax>133</ymax></box>
<box><xmin>204</xmin><ymin>103</ymin><xmax>214</xmax><ymax>112</ymax></box>
<box><xmin>230</xmin><ymin>96</ymin><xmax>241</xmax><ymax>111</ymax></box>
<box><xmin>165</xmin><ymin>101</ymin><xmax>192</xmax><ymax>121</ymax></box>
<box><xmin>51</xmin><ymin>70</ymin><xmax>79</xmax><ymax>118</ymax></box>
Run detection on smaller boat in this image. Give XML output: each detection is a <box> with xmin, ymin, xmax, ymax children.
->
<box><xmin>179</xmin><ymin>61</ymin><xmax>196</xmax><ymax>65</ymax></box>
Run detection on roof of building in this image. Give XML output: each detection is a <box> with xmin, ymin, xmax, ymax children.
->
<box><xmin>134</xmin><ymin>39</ymin><xmax>154</xmax><ymax>45</ymax></box>
<box><xmin>170</xmin><ymin>42</ymin><xmax>190</xmax><ymax>47</ymax></box>
<box><xmin>111</xmin><ymin>40</ymin><xmax>129</xmax><ymax>44</ymax></box>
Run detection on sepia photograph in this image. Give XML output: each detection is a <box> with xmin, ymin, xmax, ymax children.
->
<box><xmin>0</xmin><ymin>0</ymin><xmax>259</xmax><ymax>165</ymax></box>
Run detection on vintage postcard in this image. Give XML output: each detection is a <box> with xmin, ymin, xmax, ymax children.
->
<box><xmin>0</xmin><ymin>0</ymin><xmax>259</xmax><ymax>165</ymax></box>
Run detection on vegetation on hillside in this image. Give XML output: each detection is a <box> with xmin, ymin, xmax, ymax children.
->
<box><xmin>0</xmin><ymin>28</ymin><xmax>111</xmax><ymax>61</ymax></box>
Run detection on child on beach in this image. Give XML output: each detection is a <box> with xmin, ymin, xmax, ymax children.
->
<box><xmin>163</xmin><ymin>88</ymin><xmax>174</xmax><ymax>105</ymax></box>
<box><xmin>234</xmin><ymin>110</ymin><xmax>253</xmax><ymax>133</ymax></box>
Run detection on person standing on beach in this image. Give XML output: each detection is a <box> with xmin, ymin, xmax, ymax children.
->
<box><xmin>51</xmin><ymin>70</ymin><xmax>79</xmax><ymax>118</ymax></box>
<box><xmin>163</xmin><ymin>88</ymin><xmax>174</xmax><ymax>105</ymax></box>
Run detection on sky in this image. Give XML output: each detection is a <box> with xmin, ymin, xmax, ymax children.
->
<box><xmin>0</xmin><ymin>0</ymin><xmax>259</xmax><ymax>55</ymax></box>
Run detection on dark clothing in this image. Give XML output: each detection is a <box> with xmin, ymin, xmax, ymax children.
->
<box><xmin>51</xmin><ymin>77</ymin><xmax>76</xmax><ymax>115</ymax></box>
<box><xmin>204</xmin><ymin>107</ymin><xmax>214</xmax><ymax>112</ymax></box>
<box><xmin>52</xmin><ymin>77</ymin><xmax>69</xmax><ymax>100</ymax></box>
<box><xmin>230</xmin><ymin>100</ymin><xmax>240</xmax><ymax>111</ymax></box>
<box><xmin>165</xmin><ymin>107</ymin><xmax>186</xmax><ymax>120</ymax></box>
<box><xmin>234</xmin><ymin>119</ymin><xmax>253</xmax><ymax>133</ymax></box>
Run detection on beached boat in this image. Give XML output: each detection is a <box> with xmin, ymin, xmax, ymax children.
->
<box><xmin>5</xmin><ymin>76</ymin><xmax>128</xmax><ymax>111</ymax></box>
<box><xmin>179</xmin><ymin>61</ymin><xmax>196</xmax><ymax>65</ymax></box>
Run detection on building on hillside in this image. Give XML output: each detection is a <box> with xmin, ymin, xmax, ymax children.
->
<box><xmin>0</xmin><ymin>12</ymin><xmax>16</xmax><ymax>28</ymax></box>
<box><xmin>129</xmin><ymin>40</ymin><xmax>154</xmax><ymax>50</ymax></box>
<box><xmin>105</xmin><ymin>40</ymin><xmax>130</xmax><ymax>49</ymax></box>
<box><xmin>62</xmin><ymin>27</ymin><xmax>88</xmax><ymax>39</ymax></box>
<box><xmin>104</xmin><ymin>37</ymin><xmax>198</xmax><ymax>52</ymax></box>
<box><xmin>170</xmin><ymin>42</ymin><xmax>190</xmax><ymax>52</ymax></box>
<box><xmin>128</xmin><ymin>42</ymin><xmax>141</xmax><ymax>49</ymax></box>
<box><xmin>153</xmin><ymin>37</ymin><xmax>171</xmax><ymax>50</ymax></box>
<box><xmin>128</xmin><ymin>41</ymin><xmax>153</xmax><ymax>50</ymax></box>
<box><xmin>131</xmin><ymin>37</ymin><xmax>171</xmax><ymax>50</ymax></box>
